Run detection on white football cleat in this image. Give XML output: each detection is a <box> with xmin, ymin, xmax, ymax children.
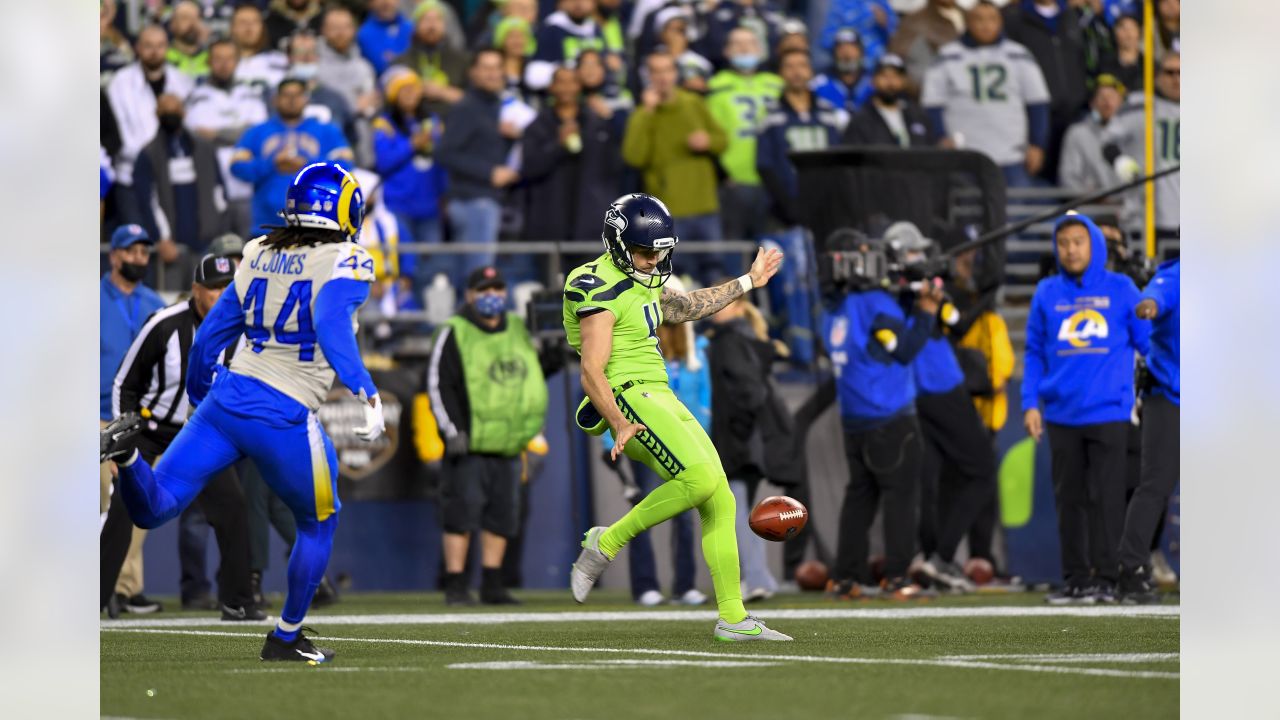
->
<box><xmin>570</xmin><ymin>526</ymin><xmax>611</xmax><ymax>603</ymax></box>
<box><xmin>714</xmin><ymin>615</ymin><xmax>792</xmax><ymax>642</ymax></box>
<box><xmin>637</xmin><ymin>590</ymin><xmax>665</xmax><ymax>607</ymax></box>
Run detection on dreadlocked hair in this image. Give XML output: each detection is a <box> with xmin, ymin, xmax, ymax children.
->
<box><xmin>260</xmin><ymin>226</ymin><xmax>348</xmax><ymax>250</ymax></box>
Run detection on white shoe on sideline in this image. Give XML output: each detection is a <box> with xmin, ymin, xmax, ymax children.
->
<box><xmin>677</xmin><ymin>589</ymin><xmax>707</xmax><ymax>606</ymax></box>
<box><xmin>637</xmin><ymin>590</ymin><xmax>665</xmax><ymax>607</ymax></box>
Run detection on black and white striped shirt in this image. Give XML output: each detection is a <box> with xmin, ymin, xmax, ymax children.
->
<box><xmin>111</xmin><ymin>299</ymin><xmax>235</xmax><ymax>436</ymax></box>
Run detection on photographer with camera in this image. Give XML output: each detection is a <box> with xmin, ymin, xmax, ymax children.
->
<box><xmin>820</xmin><ymin>229</ymin><xmax>944</xmax><ymax>600</ymax></box>
<box><xmin>883</xmin><ymin>223</ymin><xmax>996</xmax><ymax>594</ymax></box>
<box><xmin>1022</xmin><ymin>213</ymin><xmax>1150</xmax><ymax>604</ymax></box>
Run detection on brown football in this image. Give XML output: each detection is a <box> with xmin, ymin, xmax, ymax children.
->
<box><xmin>748</xmin><ymin>496</ymin><xmax>808</xmax><ymax>542</ymax></box>
<box><xmin>795</xmin><ymin>560</ymin><xmax>829</xmax><ymax>591</ymax></box>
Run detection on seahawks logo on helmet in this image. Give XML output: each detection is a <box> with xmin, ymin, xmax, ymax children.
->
<box><xmin>604</xmin><ymin>206</ymin><xmax>628</xmax><ymax>234</ymax></box>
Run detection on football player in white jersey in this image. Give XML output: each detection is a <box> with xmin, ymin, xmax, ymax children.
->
<box><xmin>102</xmin><ymin>163</ymin><xmax>383</xmax><ymax>664</ymax></box>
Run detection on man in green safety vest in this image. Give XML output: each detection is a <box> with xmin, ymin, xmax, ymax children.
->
<box><xmin>426</xmin><ymin>266</ymin><xmax>551</xmax><ymax>605</ymax></box>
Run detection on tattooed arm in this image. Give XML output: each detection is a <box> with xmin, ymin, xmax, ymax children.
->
<box><xmin>660</xmin><ymin>246</ymin><xmax>785</xmax><ymax>323</ymax></box>
<box><xmin>660</xmin><ymin>281</ymin><xmax>746</xmax><ymax>323</ymax></box>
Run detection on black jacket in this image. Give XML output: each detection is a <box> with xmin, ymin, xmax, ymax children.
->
<box><xmin>113</xmin><ymin>298</ymin><xmax>235</xmax><ymax>445</ymax></box>
<box><xmin>708</xmin><ymin>318</ymin><xmax>800</xmax><ymax>485</ymax></box>
<box><xmin>436</xmin><ymin>88</ymin><xmax>509</xmax><ymax>202</ymax></box>
<box><xmin>520</xmin><ymin>105</ymin><xmax>626</xmax><ymax>241</ymax></box>
<box><xmin>426</xmin><ymin>304</ymin><xmax>565</xmax><ymax>441</ymax></box>
<box><xmin>842</xmin><ymin>99</ymin><xmax>937</xmax><ymax>148</ymax></box>
<box><xmin>1002</xmin><ymin>3</ymin><xmax>1089</xmax><ymax>126</ymax></box>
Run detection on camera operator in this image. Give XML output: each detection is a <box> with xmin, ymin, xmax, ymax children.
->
<box><xmin>1022</xmin><ymin>213</ymin><xmax>1150</xmax><ymax>604</ymax></box>
<box><xmin>820</xmin><ymin>229</ymin><xmax>944</xmax><ymax>600</ymax></box>
<box><xmin>885</xmin><ymin>223</ymin><xmax>995</xmax><ymax>594</ymax></box>
<box><xmin>1117</xmin><ymin>258</ymin><xmax>1179</xmax><ymax>603</ymax></box>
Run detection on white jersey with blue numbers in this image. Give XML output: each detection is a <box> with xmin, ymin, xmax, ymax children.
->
<box><xmin>229</xmin><ymin>236</ymin><xmax>375</xmax><ymax>410</ymax></box>
<box><xmin>921</xmin><ymin>39</ymin><xmax>1050</xmax><ymax>166</ymax></box>
<box><xmin>1106</xmin><ymin>96</ymin><xmax>1180</xmax><ymax>231</ymax></box>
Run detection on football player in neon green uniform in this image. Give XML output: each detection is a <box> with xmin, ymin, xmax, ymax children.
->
<box><xmin>563</xmin><ymin>193</ymin><xmax>789</xmax><ymax>641</ymax></box>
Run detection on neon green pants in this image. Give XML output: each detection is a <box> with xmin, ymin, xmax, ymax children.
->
<box><xmin>579</xmin><ymin>384</ymin><xmax>746</xmax><ymax>623</ymax></box>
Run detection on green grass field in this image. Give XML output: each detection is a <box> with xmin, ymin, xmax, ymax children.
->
<box><xmin>101</xmin><ymin>591</ymin><xmax>1179</xmax><ymax>719</ymax></box>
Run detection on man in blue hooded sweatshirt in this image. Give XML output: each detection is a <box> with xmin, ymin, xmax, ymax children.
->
<box><xmin>1116</xmin><ymin>258</ymin><xmax>1178</xmax><ymax>603</ymax></box>
<box><xmin>1022</xmin><ymin>213</ymin><xmax>1150</xmax><ymax>603</ymax></box>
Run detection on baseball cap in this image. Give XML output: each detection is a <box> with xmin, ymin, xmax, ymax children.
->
<box><xmin>874</xmin><ymin>53</ymin><xmax>907</xmax><ymax>74</ymax></box>
<box><xmin>194</xmin><ymin>253</ymin><xmax>236</xmax><ymax>288</ymax></box>
<box><xmin>833</xmin><ymin>27</ymin><xmax>861</xmax><ymax>47</ymax></box>
<box><xmin>110</xmin><ymin>223</ymin><xmax>153</xmax><ymax>250</ymax></box>
<box><xmin>467</xmin><ymin>266</ymin><xmax>506</xmax><ymax>291</ymax></box>
<box><xmin>208</xmin><ymin>232</ymin><xmax>245</xmax><ymax>258</ymax></box>
<box><xmin>1094</xmin><ymin>72</ymin><xmax>1128</xmax><ymax>97</ymax></box>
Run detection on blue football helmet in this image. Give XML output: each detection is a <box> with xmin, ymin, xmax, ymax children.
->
<box><xmin>280</xmin><ymin>163</ymin><xmax>364</xmax><ymax>240</ymax></box>
<box><xmin>601</xmin><ymin>193</ymin><xmax>679</xmax><ymax>288</ymax></box>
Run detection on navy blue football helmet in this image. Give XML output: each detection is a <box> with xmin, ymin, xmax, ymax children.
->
<box><xmin>280</xmin><ymin>163</ymin><xmax>364</xmax><ymax>240</ymax></box>
<box><xmin>601</xmin><ymin>193</ymin><xmax>678</xmax><ymax>288</ymax></box>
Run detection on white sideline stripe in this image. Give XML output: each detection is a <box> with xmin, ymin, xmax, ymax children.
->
<box><xmin>224</xmin><ymin>666</ymin><xmax>425</xmax><ymax>674</ymax></box>
<box><xmin>100</xmin><ymin>628</ymin><xmax>1178</xmax><ymax>680</ymax></box>
<box><xmin>100</xmin><ymin>605</ymin><xmax>1180</xmax><ymax>629</ymax></box>
<box><xmin>448</xmin><ymin>660</ymin><xmax>784</xmax><ymax>670</ymax></box>
<box><xmin>943</xmin><ymin>653</ymin><xmax>1180</xmax><ymax>664</ymax></box>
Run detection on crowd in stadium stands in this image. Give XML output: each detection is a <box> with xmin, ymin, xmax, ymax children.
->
<box><xmin>100</xmin><ymin>0</ymin><xmax>1179</xmax><ymax>611</ymax></box>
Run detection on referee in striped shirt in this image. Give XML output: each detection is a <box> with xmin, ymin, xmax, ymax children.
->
<box><xmin>106</xmin><ymin>254</ymin><xmax>264</xmax><ymax>621</ymax></box>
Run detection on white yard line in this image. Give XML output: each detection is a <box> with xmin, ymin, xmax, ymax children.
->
<box><xmin>942</xmin><ymin>653</ymin><xmax>1180</xmax><ymax>664</ymax></box>
<box><xmin>101</xmin><ymin>605</ymin><xmax>1180</xmax><ymax>629</ymax></box>
<box><xmin>101</xmin><ymin>628</ymin><xmax>1178</xmax><ymax>680</ymax></box>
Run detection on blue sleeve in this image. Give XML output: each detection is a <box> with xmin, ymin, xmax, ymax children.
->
<box><xmin>877</xmin><ymin>0</ymin><xmax>898</xmax><ymax>41</ymax></box>
<box><xmin>1020</xmin><ymin>287</ymin><xmax>1046</xmax><ymax>412</ymax></box>
<box><xmin>230</xmin><ymin>126</ymin><xmax>276</xmax><ymax>183</ymax></box>
<box><xmin>187</xmin><ymin>281</ymin><xmax>247</xmax><ymax>406</ymax></box>
<box><xmin>870</xmin><ymin>308</ymin><xmax>934</xmax><ymax>364</ymax></box>
<box><xmin>1026</xmin><ymin>102</ymin><xmax>1049</xmax><ymax>148</ymax></box>
<box><xmin>314</xmin><ymin>277</ymin><xmax>378</xmax><ymax>399</ymax></box>
<box><xmin>926</xmin><ymin>107</ymin><xmax>947</xmax><ymax>138</ymax></box>
<box><xmin>373</xmin><ymin>122</ymin><xmax>416</xmax><ymax>177</ymax></box>
<box><xmin>1123</xmin><ymin>278</ymin><xmax>1151</xmax><ymax>356</ymax></box>
<box><xmin>1141</xmin><ymin>265</ymin><xmax>1178</xmax><ymax>314</ymax></box>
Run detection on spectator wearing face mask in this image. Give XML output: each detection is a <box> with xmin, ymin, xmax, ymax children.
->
<box><xmin>287</xmin><ymin>31</ymin><xmax>363</xmax><ymax>160</ymax></box>
<box><xmin>652</xmin><ymin>8</ymin><xmax>712</xmax><ymax>94</ymax></box>
<box><xmin>811</xmin><ymin>27</ymin><xmax>873</xmax><ymax>114</ymax></box>
<box><xmin>1058</xmin><ymin>74</ymin><xmax>1124</xmax><ymax>193</ymax></box>
<box><xmin>318</xmin><ymin>7</ymin><xmax>381</xmax><ymax>121</ymax></box>
<box><xmin>130</xmin><ymin>93</ymin><xmax>230</xmax><ymax>290</ymax></box>
<box><xmin>107</xmin><ymin>25</ymin><xmax>196</xmax><ymax>185</ymax></box>
<box><xmin>706</xmin><ymin>27</ymin><xmax>782</xmax><ymax>245</ymax></box>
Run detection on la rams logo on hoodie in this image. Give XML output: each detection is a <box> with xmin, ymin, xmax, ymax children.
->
<box><xmin>1057</xmin><ymin>308</ymin><xmax>1109</xmax><ymax>349</ymax></box>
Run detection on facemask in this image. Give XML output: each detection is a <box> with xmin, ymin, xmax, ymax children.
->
<box><xmin>836</xmin><ymin>60</ymin><xmax>862</xmax><ymax>75</ymax></box>
<box><xmin>474</xmin><ymin>294</ymin><xmax>505</xmax><ymax>317</ymax></box>
<box><xmin>158</xmin><ymin>112</ymin><xmax>184</xmax><ymax>133</ymax></box>
<box><xmin>874</xmin><ymin>90</ymin><xmax>900</xmax><ymax>105</ymax></box>
<box><xmin>119</xmin><ymin>261</ymin><xmax>149</xmax><ymax>283</ymax></box>
<box><xmin>730</xmin><ymin>54</ymin><xmax>760</xmax><ymax>72</ymax></box>
<box><xmin>290</xmin><ymin>63</ymin><xmax>319</xmax><ymax>82</ymax></box>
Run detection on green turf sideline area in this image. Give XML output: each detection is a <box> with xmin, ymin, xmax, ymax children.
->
<box><xmin>101</xmin><ymin>591</ymin><xmax>1179</xmax><ymax>719</ymax></box>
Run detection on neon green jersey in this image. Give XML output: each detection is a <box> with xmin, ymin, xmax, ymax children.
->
<box><xmin>706</xmin><ymin>70</ymin><xmax>784</xmax><ymax>185</ymax></box>
<box><xmin>562</xmin><ymin>253</ymin><xmax>667</xmax><ymax>388</ymax></box>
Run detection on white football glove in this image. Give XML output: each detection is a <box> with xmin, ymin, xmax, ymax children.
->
<box><xmin>353</xmin><ymin>393</ymin><xmax>386</xmax><ymax>442</ymax></box>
